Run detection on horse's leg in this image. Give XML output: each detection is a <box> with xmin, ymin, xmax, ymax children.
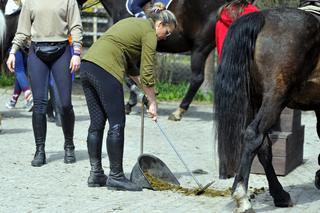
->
<box><xmin>232</xmin><ymin>100</ymin><xmax>291</xmax><ymax>212</ymax></box>
<box><xmin>257</xmin><ymin>135</ymin><xmax>292</xmax><ymax>207</ymax></box>
<box><xmin>125</xmin><ymin>91</ymin><xmax>137</xmax><ymax>114</ymax></box>
<box><xmin>314</xmin><ymin>110</ymin><xmax>320</xmax><ymax>189</ymax></box>
<box><xmin>168</xmin><ymin>45</ymin><xmax>213</xmax><ymax>121</ymax></box>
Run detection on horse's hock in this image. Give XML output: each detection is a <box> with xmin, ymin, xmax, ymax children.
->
<box><xmin>251</xmin><ymin>108</ymin><xmax>305</xmax><ymax>176</ymax></box>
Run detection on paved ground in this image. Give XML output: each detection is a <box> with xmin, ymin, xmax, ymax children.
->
<box><xmin>0</xmin><ymin>84</ymin><xmax>320</xmax><ymax>213</ymax></box>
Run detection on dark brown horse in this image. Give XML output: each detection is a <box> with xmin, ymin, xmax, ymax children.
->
<box><xmin>215</xmin><ymin>8</ymin><xmax>320</xmax><ymax>212</ymax></box>
<box><xmin>0</xmin><ymin>0</ymin><xmax>19</xmax><ymax>64</ymax></box>
<box><xmin>0</xmin><ymin>3</ymin><xmax>7</xmax><ymax>59</ymax></box>
<box><xmin>78</xmin><ymin>0</ymin><xmax>226</xmax><ymax>121</ymax></box>
<box><xmin>0</xmin><ymin>10</ymin><xmax>5</xmax><ymax>45</ymax></box>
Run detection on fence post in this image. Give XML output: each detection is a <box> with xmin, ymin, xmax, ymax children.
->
<box><xmin>93</xmin><ymin>16</ymin><xmax>98</xmax><ymax>42</ymax></box>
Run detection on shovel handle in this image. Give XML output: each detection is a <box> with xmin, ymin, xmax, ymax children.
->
<box><xmin>155</xmin><ymin>121</ymin><xmax>203</xmax><ymax>188</ymax></box>
<box><xmin>140</xmin><ymin>103</ymin><xmax>144</xmax><ymax>155</ymax></box>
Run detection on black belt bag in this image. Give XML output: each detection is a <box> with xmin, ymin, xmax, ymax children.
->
<box><xmin>33</xmin><ymin>41</ymin><xmax>68</xmax><ymax>63</ymax></box>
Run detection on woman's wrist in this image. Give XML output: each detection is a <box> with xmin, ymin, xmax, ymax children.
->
<box><xmin>9</xmin><ymin>49</ymin><xmax>16</xmax><ymax>55</ymax></box>
<box><xmin>73</xmin><ymin>43</ymin><xmax>82</xmax><ymax>56</ymax></box>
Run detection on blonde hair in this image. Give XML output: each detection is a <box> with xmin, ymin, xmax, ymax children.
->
<box><xmin>147</xmin><ymin>2</ymin><xmax>177</xmax><ymax>28</ymax></box>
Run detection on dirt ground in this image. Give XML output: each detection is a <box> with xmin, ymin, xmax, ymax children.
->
<box><xmin>0</xmin><ymin>82</ymin><xmax>320</xmax><ymax>213</ymax></box>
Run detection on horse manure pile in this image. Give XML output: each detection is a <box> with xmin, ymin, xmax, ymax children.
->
<box><xmin>249</xmin><ymin>186</ymin><xmax>266</xmax><ymax>199</ymax></box>
<box><xmin>144</xmin><ymin>172</ymin><xmax>231</xmax><ymax>197</ymax></box>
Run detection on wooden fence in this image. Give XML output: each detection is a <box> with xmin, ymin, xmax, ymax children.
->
<box><xmin>81</xmin><ymin>12</ymin><xmax>112</xmax><ymax>47</ymax></box>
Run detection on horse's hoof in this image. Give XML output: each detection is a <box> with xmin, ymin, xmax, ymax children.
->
<box><xmin>315</xmin><ymin>170</ymin><xmax>320</xmax><ymax>189</ymax></box>
<box><xmin>168</xmin><ymin>108</ymin><xmax>186</xmax><ymax>121</ymax></box>
<box><xmin>168</xmin><ymin>113</ymin><xmax>180</xmax><ymax>121</ymax></box>
<box><xmin>233</xmin><ymin>208</ymin><xmax>255</xmax><ymax>213</ymax></box>
<box><xmin>273</xmin><ymin>190</ymin><xmax>293</xmax><ymax>207</ymax></box>
<box><xmin>219</xmin><ymin>174</ymin><xmax>234</xmax><ymax>179</ymax></box>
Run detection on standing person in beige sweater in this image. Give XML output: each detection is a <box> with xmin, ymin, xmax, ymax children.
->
<box><xmin>6</xmin><ymin>0</ymin><xmax>83</xmax><ymax>167</ymax></box>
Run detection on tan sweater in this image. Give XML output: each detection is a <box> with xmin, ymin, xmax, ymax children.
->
<box><xmin>11</xmin><ymin>0</ymin><xmax>83</xmax><ymax>53</ymax></box>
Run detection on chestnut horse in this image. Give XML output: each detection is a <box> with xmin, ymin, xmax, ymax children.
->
<box><xmin>215</xmin><ymin>8</ymin><xmax>320</xmax><ymax>212</ymax></box>
<box><xmin>77</xmin><ymin>0</ymin><xmax>226</xmax><ymax>121</ymax></box>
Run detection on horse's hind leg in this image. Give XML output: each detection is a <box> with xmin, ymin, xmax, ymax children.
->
<box><xmin>314</xmin><ymin>110</ymin><xmax>320</xmax><ymax>189</ymax></box>
<box><xmin>257</xmin><ymin>135</ymin><xmax>293</xmax><ymax>206</ymax></box>
<box><xmin>232</xmin><ymin>100</ymin><xmax>290</xmax><ymax>212</ymax></box>
<box><xmin>168</xmin><ymin>45</ymin><xmax>213</xmax><ymax>121</ymax></box>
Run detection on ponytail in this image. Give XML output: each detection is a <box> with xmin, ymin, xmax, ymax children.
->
<box><xmin>147</xmin><ymin>2</ymin><xmax>177</xmax><ymax>27</ymax></box>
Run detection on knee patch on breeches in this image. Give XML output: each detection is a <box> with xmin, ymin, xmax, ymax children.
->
<box><xmin>107</xmin><ymin>124</ymin><xmax>124</xmax><ymax>138</ymax></box>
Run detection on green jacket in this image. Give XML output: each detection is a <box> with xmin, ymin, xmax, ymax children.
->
<box><xmin>83</xmin><ymin>17</ymin><xmax>157</xmax><ymax>87</ymax></box>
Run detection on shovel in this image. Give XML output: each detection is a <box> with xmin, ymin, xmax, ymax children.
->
<box><xmin>154</xmin><ymin>120</ymin><xmax>214</xmax><ymax>195</ymax></box>
<box><xmin>132</xmin><ymin>103</ymin><xmax>180</xmax><ymax>189</ymax></box>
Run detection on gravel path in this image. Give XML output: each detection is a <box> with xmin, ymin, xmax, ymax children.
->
<box><xmin>0</xmin><ymin>85</ymin><xmax>319</xmax><ymax>213</ymax></box>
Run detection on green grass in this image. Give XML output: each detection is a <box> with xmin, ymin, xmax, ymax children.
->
<box><xmin>0</xmin><ymin>72</ymin><xmax>15</xmax><ymax>87</ymax></box>
<box><xmin>155</xmin><ymin>81</ymin><xmax>213</xmax><ymax>103</ymax></box>
<box><xmin>1</xmin><ymin>75</ymin><xmax>212</xmax><ymax>103</ymax></box>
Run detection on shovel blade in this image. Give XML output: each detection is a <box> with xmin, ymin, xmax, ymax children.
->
<box><xmin>195</xmin><ymin>181</ymin><xmax>214</xmax><ymax>195</ymax></box>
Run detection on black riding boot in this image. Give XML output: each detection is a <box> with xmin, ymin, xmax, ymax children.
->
<box><xmin>87</xmin><ymin>130</ymin><xmax>107</xmax><ymax>187</ymax></box>
<box><xmin>106</xmin><ymin>124</ymin><xmax>142</xmax><ymax>191</ymax></box>
<box><xmin>31</xmin><ymin>113</ymin><xmax>47</xmax><ymax>167</ymax></box>
<box><xmin>61</xmin><ymin>107</ymin><xmax>76</xmax><ymax>164</ymax></box>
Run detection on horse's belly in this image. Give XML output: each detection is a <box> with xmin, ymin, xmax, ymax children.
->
<box><xmin>289</xmin><ymin>64</ymin><xmax>320</xmax><ymax>109</ymax></box>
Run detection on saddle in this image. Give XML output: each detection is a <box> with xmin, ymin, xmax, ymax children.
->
<box><xmin>299</xmin><ymin>0</ymin><xmax>320</xmax><ymax>7</ymax></box>
<box><xmin>126</xmin><ymin>0</ymin><xmax>172</xmax><ymax>16</ymax></box>
<box><xmin>299</xmin><ymin>1</ymin><xmax>320</xmax><ymax>22</ymax></box>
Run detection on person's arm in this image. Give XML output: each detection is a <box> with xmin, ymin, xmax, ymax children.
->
<box><xmin>10</xmin><ymin>0</ymin><xmax>31</xmax><ymax>54</ymax></box>
<box><xmin>140</xmin><ymin>31</ymin><xmax>157</xmax><ymax>120</ymax></box>
<box><xmin>67</xmin><ymin>0</ymin><xmax>83</xmax><ymax>72</ymax></box>
<box><xmin>67</xmin><ymin>0</ymin><xmax>83</xmax><ymax>55</ymax></box>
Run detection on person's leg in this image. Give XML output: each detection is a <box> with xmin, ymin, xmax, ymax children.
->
<box><xmin>6</xmin><ymin>78</ymin><xmax>21</xmax><ymax>109</ymax></box>
<box><xmin>47</xmin><ymin>74</ymin><xmax>62</xmax><ymax>126</ymax></box>
<box><xmin>103</xmin><ymin>74</ymin><xmax>142</xmax><ymax>191</ymax></box>
<box><xmin>47</xmin><ymin>83</ymin><xmax>55</xmax><ymax>122</ymax></box>
<box><xmin>14</xmin><ymin>50</ymin><xmax>33</xmax><ymax>111</ymax></box>
<box><xmin>81</xmin><ymin>61</ymin><xmax>141</xmax><ymax>191</ymax></box>
<box><xmin>28</xmin><ymin>46</ymin><xmax>50</xmax><ymax>167</ymax></box>
<box><xmin>51</xmin><ymin>45</ymin><xmax>75</xmax><ymax>163</ymax></box>
<box><xmin>86</xmin><ymin>62</ymin><xmax>141</xmax><ymax>191</ymax></box>
<box><xmin>130</xmin><ymin>0</ymin><xmax>149</xmax><ymax>18</ymax></box>
<box><xmin>80</xmin><ymin>61</ymin><xmax>108</xmax><ymax>187</ymax></box>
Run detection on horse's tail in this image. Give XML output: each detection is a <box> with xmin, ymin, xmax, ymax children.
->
<box><xmin>214</xmin><ymin>12</ymin><xmax>265</xmax><ymax>179</ymax></box>
<box><xmin>0</xmin><ymin>10</ymin><xmax>5</xmax><ymax>45</ymax></box>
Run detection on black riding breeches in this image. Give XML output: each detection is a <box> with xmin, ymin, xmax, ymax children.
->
<box><xmin>80</xmin><ymin>61</ymin><xmax>125</xmax><ymax>132</ymax></box>
<box><xmin>28</xmin><ymin>45</ymin><xmax>73</xmax><ymax>114</ymax></box>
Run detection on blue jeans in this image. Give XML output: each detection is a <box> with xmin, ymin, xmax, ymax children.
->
<box><xmin>13</xmin><ymin>50</ymin><xmax>30</xmax><ymax>94</ymax></box>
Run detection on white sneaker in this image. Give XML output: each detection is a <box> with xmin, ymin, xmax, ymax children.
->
<box><xmin>5</xmin><ymin>100</ymin><xmax>16</xmax><ymax>109</ymax></box>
